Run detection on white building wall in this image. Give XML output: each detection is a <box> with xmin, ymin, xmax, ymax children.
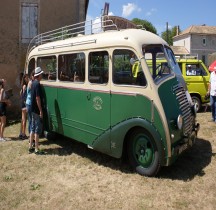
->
<box><xmin>173</xmin><ymin>36</ymin><xmax>191</xmax><ymax>52</ymax></box>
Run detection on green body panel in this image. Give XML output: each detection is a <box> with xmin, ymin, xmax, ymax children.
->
<box><xmin>109</xmin><ymin>93</ymin><xmax>166</xmax><ymax>159</ymax></box>
<box><xmin>158</xmin><ymin>78</ymin><xmax>183</xmax><ymax>144</ymax></box>
<box><xmin>110</xmin><ymin>93</ymin><xmax>151</xmax><ymax>125</ymax></box>
<box><xmin>108</xmin><ymin>117</ymin><xmax>163</xmax><ymax>160</ymax></box>
<box><xmin>86</xmin><ymin>90</ymin><xmax>111</xmax><ymax>142</ymax></box>
<box><xmin>43</xmin><ymin>85</ymin><xmax>87</xmax><ymax>141</ymax></box>
<box><xmin>42</xmin><ymin>85</ymin><xmax>167</xmax><ymax>161</ymax></box>
<box><xmin>43</xmin><ymin>86</ymin><xmax>111</xmax><ymax>145</ymax></box>
<box><xmin>42</xmin><ymin>79</ymin><xmax>196</xmax><ymax>166</ymax></box>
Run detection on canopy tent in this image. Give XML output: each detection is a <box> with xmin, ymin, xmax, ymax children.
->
<box><xmin>209</xmin><ymin>60</ymin><xmax>216</xmax><ymax>71</ymax></box>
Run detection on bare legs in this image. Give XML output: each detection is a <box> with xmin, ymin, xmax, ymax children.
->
<box><xmin>29</xmin><ymin>132</ymin><xmax>39</xmax><ymax>151</ymax></box>
<box><xmin>0</xmin><ymin>115</ymin><xmax>6</xmax><ymax>139</ymax></box>
<box><xmin>20</xmin><ymin>108</ymin><xmax>27</xmax><ymax>138</ymax></box>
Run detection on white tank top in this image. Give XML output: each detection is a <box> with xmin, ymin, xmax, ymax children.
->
<box><xmin>0</xmin><ymin>89</ymin><xmax>6</xmax><ymax>101</ymax></box>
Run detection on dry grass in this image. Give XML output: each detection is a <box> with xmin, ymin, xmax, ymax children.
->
<box><xmin>0</xmin><ymin>110</ymin><xmax>216</xmax><ymax>210</ymax></box>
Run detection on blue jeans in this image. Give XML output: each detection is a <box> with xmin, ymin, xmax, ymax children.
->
<box><xmin>26</xmin><ymin>104</ymin><xmax>32</xmax><ymax>135</ymax></box>
<box><xmin>210</xmin><ymin>95</ymin><xmax>216</xmax><ymax>121</ymax></box>
<box><xmin>31</xmin><ymin>112</ymin><xmax>42</xmax><ymax>135</ymax></box>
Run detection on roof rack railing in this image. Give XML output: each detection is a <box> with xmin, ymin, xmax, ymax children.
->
<box><xmin>175</xmin><ymin>54</ymin><xmax>199</xmax><ymax>60</ymax></box>
<box><xmin>136</xmin><ymin>25</ymin><xmax>146</xmax><ymax>30</ymax></box>
<box><xmin>25</xmin><ymin>16</ymin><xmax>118</xmax><ymax>70</ymax></box>
<box><xmin>183</xmin><ymin>54</ymin><xmax>199</xmax><ymax>59</ymax></box>
<box><xmin>28</xmin><ymin>16</ymin><xmax>117</xmax><ymax>49</ymax></box>
<box><xmin>184</xmin><ymin>54</ymin><xmax>198</xmax><ymax>59</ymax></box>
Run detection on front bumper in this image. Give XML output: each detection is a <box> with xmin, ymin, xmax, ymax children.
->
<box><xmin>167</xmin><ymin>122</ymin><xmax>200</xmax><ymax>166</ymax></box>
<box><xmin>174</xmin><ymin>122</ymin><xmax>200</xmax><ymax>155</ymax></box>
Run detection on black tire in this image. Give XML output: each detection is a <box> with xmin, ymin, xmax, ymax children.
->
<box><xmin>191</xmin><ymin>96</ymin><xmax>201</xmax><ymax>112</ymax></box>
<box><xmin>44</xmin><ymin>130</ymin><xmax>57</xmax><ymax>141</ymax></box>
<box><xmin>127</xmin><ymin>128</ymin><xmax>161</xmax><ymax>177</ymax></box>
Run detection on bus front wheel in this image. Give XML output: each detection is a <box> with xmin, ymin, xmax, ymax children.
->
<box><xmin>127</xmin><ymin>128</ymin><xmax>161</xmax><ymax>177</ymax></box>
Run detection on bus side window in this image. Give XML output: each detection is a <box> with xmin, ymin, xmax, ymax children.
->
<box><xmin>113</xmin><ymin>49</ymin><xmax>146</xmax><ymax>86</ymax></box>
<box><xmin>58</xmin><ymin>53</ymin><xmax>85</xmax><ymax>82</ymax></box>
<box><xmin>37</xmin><ymin>56</ymin><xmax>57</xmax><ymax>81</ymax></box>
<box><xmin>89</xmin><ymin>51</ymin><xmax>109</xmax><ymax>84</ymax></box>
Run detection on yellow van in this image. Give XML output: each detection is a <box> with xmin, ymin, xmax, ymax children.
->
<box><xmin>176</xmin><ymin>57</ymin><xmax>210</xmax><ymax>112</ymax></box>
<box><xmin>148</xmin><ymin>57</ymin><xmax>210</xmax><ymax>111</ymax></box>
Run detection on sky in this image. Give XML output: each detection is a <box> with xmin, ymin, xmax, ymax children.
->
<box><xmin>87</xmin><ymin>0</ymin><xmax>216</xmax><ymax>35</ymax></box>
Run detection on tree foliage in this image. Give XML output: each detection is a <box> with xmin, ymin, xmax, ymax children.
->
<box><xmin>131</xmin><ymin>18</ymin><xmax>157</xmax><ymax>34</ymax></box>
<box><xmin>161</xmin><ymin>26</ymin><xmax>181</xmax><ymax>45</ymax></box>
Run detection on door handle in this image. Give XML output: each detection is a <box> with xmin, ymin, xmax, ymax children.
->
<box><xmin>87</xmin><ymin>93</ymin><xmax>91</xmax><ymax>100</ymax></box>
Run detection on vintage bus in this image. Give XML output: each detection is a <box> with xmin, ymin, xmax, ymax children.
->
<box><xmin>25</xmin><ymin>17</ymin><xmax>200</xmax><ymax>176</ymax></box>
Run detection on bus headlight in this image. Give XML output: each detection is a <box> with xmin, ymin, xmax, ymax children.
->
<box><xmin>177</xmin><ymin>115</ymin><xmax>183</xmax><ymax>130</ymax></box>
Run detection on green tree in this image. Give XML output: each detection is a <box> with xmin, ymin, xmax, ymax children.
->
<box><xmin>131</xmin><ymin>18</ymin><xmax>157</xmax><ymax>34</ymax></box>
<box><xmin>161</xmin><ymin>26</ymin><xmax>181</xmax><ymax>45</ymax></box>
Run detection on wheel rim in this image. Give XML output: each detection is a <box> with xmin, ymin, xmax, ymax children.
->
<box><xmin>192</xmin><ymin>98</ymin><xmax>200</xmax><ymax>112</ymax></box>
<box><xmin>133</xmin><ymin>133</ymin><xmax>154</xmax><ymax>167</ymax></box>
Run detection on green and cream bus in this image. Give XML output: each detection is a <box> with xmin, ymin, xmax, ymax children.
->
<box><xmin>25</xmin><ymin>18</ymin><xmax>200</xmax><ymax>176</ymax></box>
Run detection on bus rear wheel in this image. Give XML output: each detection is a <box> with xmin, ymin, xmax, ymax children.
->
<box><xmin>127</xmin><ymin>128</ymin><xmax>161</xmax><ymax>177</ymax></box>
<box><xmin>44</xmin><ymin>130</ymin><xmax>57</xmax><ymax>141</ymax></box>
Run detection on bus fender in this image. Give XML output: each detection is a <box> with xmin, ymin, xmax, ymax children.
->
<box><xmin>109</xmin><ymin>117</ymin><xmax>164</xmax><ymax>160</ymax></box>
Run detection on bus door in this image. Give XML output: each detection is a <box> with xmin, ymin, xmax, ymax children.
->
<box><xmin>86</xmin><ymin>51</ymin><xmax>111</xmax><ymax>147</ymax></box>
<box><xmin>55</xmin><ymin>53</ymin><xmax>87</xmax><ymax>141</ymax></box>
<box><xmin>111</xmin><ymin>49</ymin><xmax>140</xmax><ymax>123</ymax></box>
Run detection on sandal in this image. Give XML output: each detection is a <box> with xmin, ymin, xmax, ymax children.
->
<box><xmin>28</xmin><ymin>148</ymin><xmax>34</xmax><ymax>154</ymax></box>
<box><xmin>35</xmin><ymin>150</ymin><xmax>45</xmax><ymax>155</ymax></box>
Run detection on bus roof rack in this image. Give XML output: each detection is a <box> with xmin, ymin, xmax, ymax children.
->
<box><xmin>25</xmin><ymin>16</ymin><xmax>118</xmax><ymax>68</ymax></box>
<box><xmin>27</xmin><ymin>16</ymin><xmax>118</xmax><ymax>49</ymax></box>
<box><xmin>175</xmin><ymin>54</ymin><xmax>199</xmax><ymax>60</ymax></box>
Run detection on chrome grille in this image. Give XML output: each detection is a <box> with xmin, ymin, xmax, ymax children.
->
<box><xmin>173</xmin><ymin>84</ymin><xmax>193</xmax><ymax>136</ymax></box>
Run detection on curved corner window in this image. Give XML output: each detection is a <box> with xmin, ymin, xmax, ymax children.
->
<box><xmin>113</xmin><ymin>49</ymin><xmax>146</xmax><ymax>86</ymax></box>
<box><xmin>143</xmin><ymin>44</ymin><xmax>177</xmax><ymax>84</ymax></box>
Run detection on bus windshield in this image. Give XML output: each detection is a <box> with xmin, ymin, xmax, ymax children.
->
<box><xmin>143</xmin><ymin>44</ymin><xmax>181</xmax><ymax>83</ymax></box>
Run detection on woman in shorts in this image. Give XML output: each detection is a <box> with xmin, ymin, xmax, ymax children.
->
<box><xmin>0</xmin><ymin>79</ymin><xmax>11</xmax><ymax>141</ymax></box>
<box><xmin>19</xmin><ymin>74</ymin><xmax>29</xmax><ymax>140</ymax></box>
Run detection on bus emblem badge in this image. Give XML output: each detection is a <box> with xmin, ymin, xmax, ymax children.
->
<box><xmin>93</xmin><ymin>96</ymin><xmax>103</xmax><ymax>110</ymax></box>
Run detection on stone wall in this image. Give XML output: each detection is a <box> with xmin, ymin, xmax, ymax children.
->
<box><xmin>0</xmin><ymin>0</ymin><xmax>88</xmax><ymax>118</ymax></box>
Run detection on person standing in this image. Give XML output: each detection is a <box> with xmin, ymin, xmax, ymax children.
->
<box><xmin>26</xmin><ymin>71</ymin><xmax>34</xmax><ymax>135</ymax></box>
<box><xmin>0</xmin><ymin>79</ymin><xmax>11</xmax><ymax>141</ymax></box>
<box><xmin>207</xmin><ymin>68</ymin><xmax>216</xmax><ymax>122</ymax></box>
<box><xmin>19</xmin><ymin>74</ymin><xmax>29</xmax><ymax>139</ymax></box>
<box><xmin>29</xmin><ymin>67</ymin><xmax>44</xmax><ymax>154</ymax></box>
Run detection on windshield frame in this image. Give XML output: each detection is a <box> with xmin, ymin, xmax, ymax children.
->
<box><xmin>164</xmin><ymin>46</ymin><xmax>182</xmax><ymax>76</ymax></box>
<box><xmin>142</xmin><ymin>44</ymin><xmax>181</xmax><ymax>84</ymax></box>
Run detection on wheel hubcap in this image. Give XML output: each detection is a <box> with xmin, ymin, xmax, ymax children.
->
<box><xmin>134</xmin><ymin>134</ymin><xmax>154</xmax><ymax>167</ymax></box>
<box><xmin>192</xmin><ymin>98</ymin><xmax>199</xmax><ymax>112</ymax></box>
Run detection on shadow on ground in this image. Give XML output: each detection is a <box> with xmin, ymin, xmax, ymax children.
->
<box><xmin>40</xmin><ymin>134</ymin><xmax>132</xmax><ymax>174</ymax></box>
<box><xmin>158</xmin><ymin>138</ymin><xmax>213</xmax><ymax>180</ymax></box>
<box><xmin>39</xmin><ymin>134</ymin><xmax>213</xmax><ymax>180</ymax></box>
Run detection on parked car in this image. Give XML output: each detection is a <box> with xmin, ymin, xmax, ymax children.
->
<box><xmin>177</xmin><ymin>57</ymin><xmax>210</xmax><ymax>112</ymax></box>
